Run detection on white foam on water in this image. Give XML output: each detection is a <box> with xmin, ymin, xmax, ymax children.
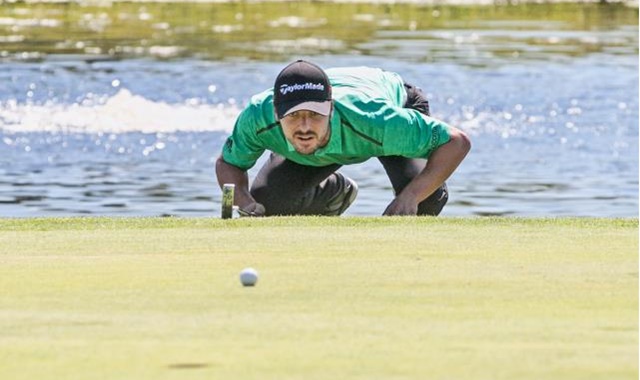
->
<box><xmin>0</xmin><ymin>89</ymin><xmax>242</xmax><ymax>134</ymax></box>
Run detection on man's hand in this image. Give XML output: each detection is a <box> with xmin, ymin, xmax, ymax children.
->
<box><xmin>216</xmin><ymin>156</ymin><xmax>267</xmax><ymax>217</ymax></box>
<box><xmin>383</xmin><ymin>194</ymin><xmax>418</xmax><ymax>216</ymax></box>
<box><xmin>238</xmin><ymin>202</ymin><xmax>266</xmax><ymax>217</ymax></box>
<box><xmin>383</xmin><ymin>126</ymin><xmax>470</xmax><ymax>216</ymax></box>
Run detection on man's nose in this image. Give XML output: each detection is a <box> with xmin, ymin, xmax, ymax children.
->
<box><xmin>299</xmin><ymin>115</ymin><xmax>312</xmax><ymax>131</ymax></box>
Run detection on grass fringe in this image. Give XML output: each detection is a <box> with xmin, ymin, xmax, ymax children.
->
<box><xmin>0</xmin><ymin>216</ymin><xmax>637</xmax><ymax>231</ymax></box>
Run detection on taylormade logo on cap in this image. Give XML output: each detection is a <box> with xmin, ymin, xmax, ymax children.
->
<box><xmin>279</xmin><ymin>83</ymin><xmax>325</xmax><ymax>95</ymax></box>
<box><xmin>273</xmin><ymin>60</ymin><xmax>332</xmax><ymax>119</ymax></box>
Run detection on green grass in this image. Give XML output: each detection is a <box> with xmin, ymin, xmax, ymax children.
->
<box><xmin>0</xmin><ymin>217</ymin><xmax>637</xmax><ymax>380</ymax></box>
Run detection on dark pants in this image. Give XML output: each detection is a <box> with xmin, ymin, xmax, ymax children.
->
<box><xmin>250</xmin><ymin>83</ymin><xmax>448</xmax><ymax>216</ymax></box>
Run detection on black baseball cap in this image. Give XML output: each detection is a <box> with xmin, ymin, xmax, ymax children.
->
<box><xmin>273</xmin><ymin>60</ymin><xmax>332</xmax><ymax>119</ymax></box>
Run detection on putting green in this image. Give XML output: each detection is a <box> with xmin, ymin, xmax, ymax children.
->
<box><xmin>0</xmin><ymin>217</ymin><xmax>637</xmax><ymax>379</ymax></box>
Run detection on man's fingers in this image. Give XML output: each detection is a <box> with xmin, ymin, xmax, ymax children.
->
<box><xmin>382</xmin><ymin>198</ymin><xmax>417</xmax><ymax>216</ymax></box>
<box><xmin>238</xmin><ymin>202</ymin><xmax>266</xmax><ymax>217</ymax></box>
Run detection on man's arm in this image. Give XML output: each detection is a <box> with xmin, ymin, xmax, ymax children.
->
<box><xmin>215</xmin><ymin>156</ymin><xmax>265</xmax><ymax>216</ymax></box>
<box><xmin>383</xmin><ymin>126</ymin><xmax>471</xmax><ymax>216</ymax></box>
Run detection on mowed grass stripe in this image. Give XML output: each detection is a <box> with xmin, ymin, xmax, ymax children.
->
<box><xmin>0</xmin><ymin>217</ymin><xmax>637</xmax><ymax>380</ymax></box>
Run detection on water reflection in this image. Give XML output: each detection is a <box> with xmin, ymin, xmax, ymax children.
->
<box><xmin>0</xmin><ymin>2</ymin><xmax>637</xmax><ymax>64</ymax></box>
<box><xmin>0</xmin><ymin>132</ymin><xmax>219</xmax><ymax>217</ymax></box>
<box><xmin>1</xmin><ymin>122</ymin><xmax>637</xmax><ymax>217</ymax></box>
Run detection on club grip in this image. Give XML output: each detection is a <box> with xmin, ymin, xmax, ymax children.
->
<box><xmin>221</xmin><ymin>184</ymin><xmax>235</xmax><ymax>219</ymax></box>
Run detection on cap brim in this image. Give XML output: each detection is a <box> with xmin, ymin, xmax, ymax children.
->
<box><xmin>282</xmin><ymin>101</ymin><xmax>332</xmax><ymax>118</ymax></box>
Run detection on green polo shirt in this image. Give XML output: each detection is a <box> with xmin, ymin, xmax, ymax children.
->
<box><xmin>222</xmin><ymin>66</ymin><xmax>452</xmax><ymax>170</ymax></box>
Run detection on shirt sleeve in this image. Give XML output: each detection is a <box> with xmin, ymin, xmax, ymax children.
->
<box><xmin>382</xmin><ymin>107</ymin><xmax>452</xmax><ymax>158</ymax></box>
<box><xmin>221</xmin><ymin>106</ymin><xmax>265</xmax><ymax>170</ymax></box>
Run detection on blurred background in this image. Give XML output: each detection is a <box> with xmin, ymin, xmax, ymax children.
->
<box><xmin>0</xmin><ymin>0</ymin><xmax>637</xmax><ymax>217</ymax></box>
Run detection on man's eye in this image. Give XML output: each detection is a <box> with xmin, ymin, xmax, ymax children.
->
<box><xmin>285</xmin><ymin>111</ymin><xmax>323</xmax><ymax>120</ymax></box>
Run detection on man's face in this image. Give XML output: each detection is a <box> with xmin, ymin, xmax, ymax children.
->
<box><xmin>279</xmin><ymin>108</ymin><xmax>332</xmax><ymax>155</ymax></box>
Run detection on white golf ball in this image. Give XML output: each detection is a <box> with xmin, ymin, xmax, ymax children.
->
<box><xmin>240</xmin><ymin>268</ymin><xmax>258</xmax><ymax>287</ymax></box>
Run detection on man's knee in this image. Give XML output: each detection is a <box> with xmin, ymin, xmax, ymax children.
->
<box><xmin>417</xmin><ymin>183</ymin><xmax>448</xmax><ymax>216</ymax></box>
<box><xmin>403</xmin><ymin>83</ymin><xmax>431</xmax><ymax>116</ymax></box>
<box><xmin>250</xmin><ymin>173</ymin><xmax>358</xmax><ymax>216</ymax></box>
<box><xmin>323</xmin><ymin>173</ymin><xmax>358</xmax><ymax>216</ymax></box>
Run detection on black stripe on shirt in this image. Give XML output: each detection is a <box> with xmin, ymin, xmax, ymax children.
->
<box><xmin>256</xmin><ymin>122</ymin><xmax>280</xmax><ymax>135</ymax></box>
<box><xmin>341</xmin><ymin>119</ymin><xmax>383</xmax><ymax>147</ymax></box>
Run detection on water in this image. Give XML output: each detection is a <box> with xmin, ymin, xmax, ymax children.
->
<box><xmin>0</xmin><ymin>2</ymin><xmax>637</xmax><ymax>217</ymax></box>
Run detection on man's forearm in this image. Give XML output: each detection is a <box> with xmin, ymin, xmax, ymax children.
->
<box><xmin>400</xmin><ymin>129</ymin><xmax>471</xmax><ymax>203</ymax></box>
<box><xmin>215</xmin><ymin>156</ymin><xmax>255</xmax><ymax>209</ymax></box>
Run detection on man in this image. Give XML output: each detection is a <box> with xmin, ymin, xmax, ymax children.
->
<box><xmin>216</xmin><ymin>60</ymin><xmax>471</xmax><ymax>216</ymax></box>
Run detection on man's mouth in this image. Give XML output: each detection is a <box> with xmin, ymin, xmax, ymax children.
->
<box><xmin>295</xmin><ymin>134</ymin><xmax>315</xmax><ymax>142</ymax></box>
<box><xmin>292</xmin><ymin>133</ymin><xmax>321</xmax><ymax>154</ymax></box>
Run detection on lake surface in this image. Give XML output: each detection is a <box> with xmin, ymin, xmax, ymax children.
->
<box><xmin>0</xmin><ymin>1</ymin><xmax>638</xmax><ymax>217</ymax></box>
